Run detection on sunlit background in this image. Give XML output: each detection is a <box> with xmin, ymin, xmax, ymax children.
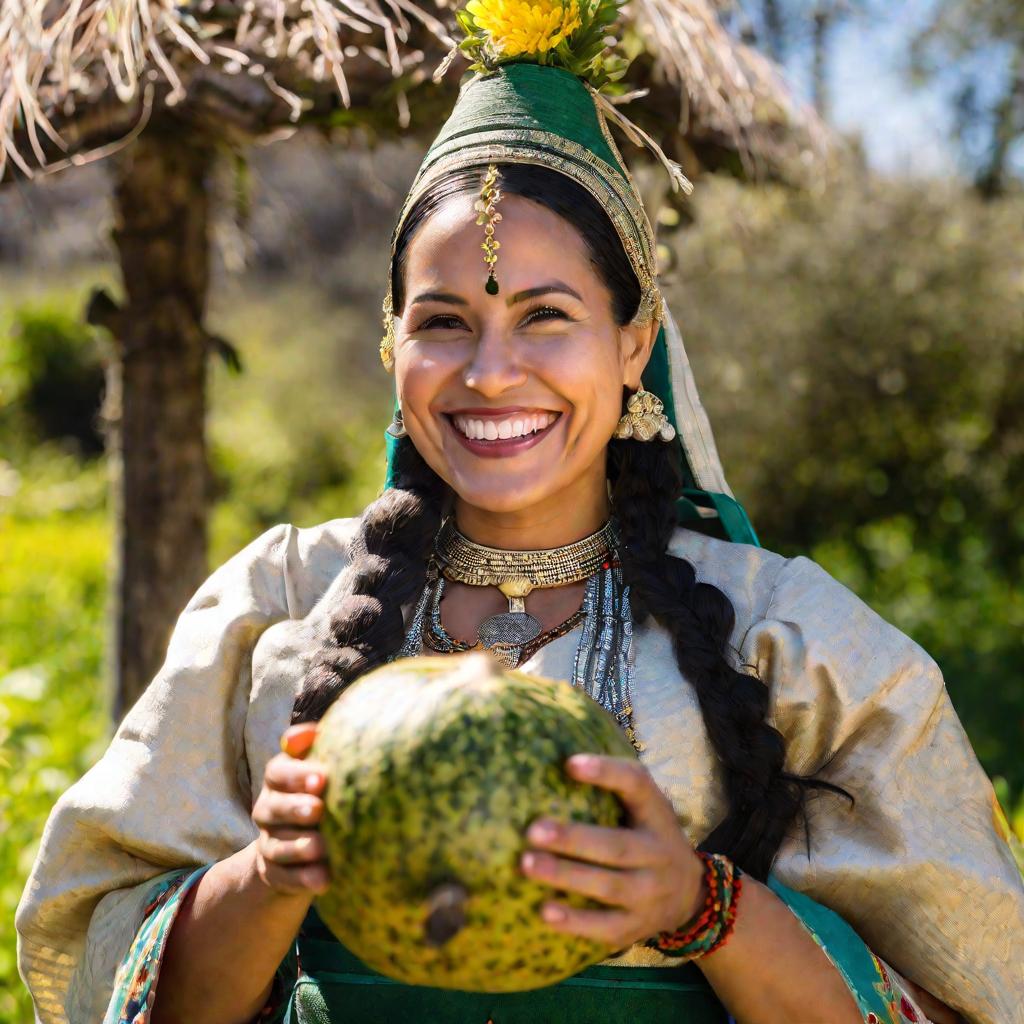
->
<box><xmin>1</xmin><ymin>1</ymin><xmax>1022</xmax><ymax>1018</ymax></box>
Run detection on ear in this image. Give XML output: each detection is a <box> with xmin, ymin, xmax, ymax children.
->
<box><xmin>619</xmin><ymin>318</ymin><xmax>661</xmax><ymax>390</ymax></box>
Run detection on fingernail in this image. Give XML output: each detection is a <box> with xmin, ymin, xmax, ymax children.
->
<box><xmin>296</xmin><ymin>835</ymin><xmax>314</xmax><ymax>852</ymax></box>
<box><xmin>529</xmin><ymin>822</ymin><xmax>556</xmax><ymax>843</ymax></box>
<box><xmin>306</xmin><ymin>773</ymin><xmax>322</xmax><ymax>790</ymax></box>
<box><xmin>542</xmin><ymin>905</ymin><xmax>566</xmax><ymax>923</ymax></box>
<box><xmin>521</xmin><ymin>852</ymin><xmax>536</xmax><ymax>871</ymax></box>
<box><xmin>570</xmin><ymin>755</ymin><xmax>597</xmax><ymax>777</ymax></box>
<box><xmin>299</xmin><ymin>802</ymin><xmax>316</xmax><ymax>819</ymax></box>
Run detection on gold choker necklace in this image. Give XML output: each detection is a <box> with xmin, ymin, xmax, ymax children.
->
<box><xmin>433</xmin><ymin>519</ymin><xmax>616</xmax><ymax>662</ymax></box>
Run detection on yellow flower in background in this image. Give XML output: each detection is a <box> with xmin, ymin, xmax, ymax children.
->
<box><xmin>465</xmin><ymin>0</ymin><xmax>582</xmax><ymax>57</ymax></box>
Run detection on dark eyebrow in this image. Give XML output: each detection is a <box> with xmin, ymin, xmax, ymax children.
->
<box><xmin>410</xmin><ymin>291</ymin><xmax>468</xmax><ymax>306</ymax></box>
<box><xmin>409</xmin><ymin>283</ymin><xmax>582</xmax><ymax>307</ymax></box>
<box><xmin>508</xmin><ymin>282</ymin><xmax>583</xmax><ymax>305</ymax></box>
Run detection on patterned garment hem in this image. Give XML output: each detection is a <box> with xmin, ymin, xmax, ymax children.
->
<box><xmin>101</xmin><ymin>863</ymin><xmax>292</xmax><ymax>1024</ymax></box>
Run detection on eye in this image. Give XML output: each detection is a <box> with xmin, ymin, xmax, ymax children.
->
<box><xmin>416</xmin><ymin>313</ymin><xmax>469</xmax><ymax>331</ymax></box>
<box><xmin>520</xmin><ymin>305</ymin><xmax>572</xmax><ymax>327</ymax></box>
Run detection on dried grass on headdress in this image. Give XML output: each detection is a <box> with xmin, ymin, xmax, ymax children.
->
<box><xmin>0</xmin><ymin>0</ymin><xmax>827</xmax><ymax>182</ymax></box>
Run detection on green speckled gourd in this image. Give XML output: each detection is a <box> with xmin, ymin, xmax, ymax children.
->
<box><xmin>310</xmin><ymin>651</ymin><xmax>639</xmax><ymax>992</ymax></box>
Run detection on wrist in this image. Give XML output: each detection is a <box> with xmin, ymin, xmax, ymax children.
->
<box><xmin>646</xmin><ymin>852</ymin><xmax>744</xmax><ymax>961</ymax></box>
<box><xmin>674</xmin><ymin>851</ymin><xmax>709</xmax><ymax>930</ymax></box>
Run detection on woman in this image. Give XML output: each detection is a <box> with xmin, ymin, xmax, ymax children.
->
<box><xmin>16</xmin><ymin>4</ymin><xmax>1023</xmax><ymax>1022</ymax></box>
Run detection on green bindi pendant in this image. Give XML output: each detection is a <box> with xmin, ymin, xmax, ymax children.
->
<box><xmin>485</xmin><ymin>273</ymin><xmax>499</xmax><ymax>295</ymax></box>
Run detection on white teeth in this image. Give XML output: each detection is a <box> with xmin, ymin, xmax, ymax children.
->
<box><xmin>451</xmin><ymin>412</ymin><xmax>557</xmax><ymax>440</ymax></box>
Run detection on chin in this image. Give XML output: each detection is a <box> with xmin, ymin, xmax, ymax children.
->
<box><xmin>444</xmin><ymin>469</ymin><xmax>562</xmax><ymax>515</ymax></box>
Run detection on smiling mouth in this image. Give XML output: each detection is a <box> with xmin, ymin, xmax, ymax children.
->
<box><xmin>444</xmin><ymin>409</ymin><xmax>563</xmax><ymax>458</ymax></box>
<box><xmin>449</xmin><ymin>410</ymin><xmax>560</xmax><ymax>441</ymax></box>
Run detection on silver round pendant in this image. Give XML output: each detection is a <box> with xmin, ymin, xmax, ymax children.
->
<box><xmin>477</xmin><ymin>611</ymin><xmax>542</xmax><ymax>653</ymax></box>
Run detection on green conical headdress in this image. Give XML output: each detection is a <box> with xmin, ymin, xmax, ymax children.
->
<box><xmin>380</xmin><ymin>1</ymin><xmax>758</xmax><ymax>546</ymax></box>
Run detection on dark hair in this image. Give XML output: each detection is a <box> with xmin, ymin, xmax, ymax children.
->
<box><xmin>294</xmin><ymin>164</ymin><xmax>845</xmax><ymax>880</ymax></box>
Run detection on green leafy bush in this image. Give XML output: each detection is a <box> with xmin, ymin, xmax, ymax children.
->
<box><xmin>670</xmin><ymin>172</ymin><xmax>1024</xmax><ymax>790</ymax></box>
<box><xmin>0</xmin><ymin>305</ymin><xmax>107</xmax><ymax>458</ymax></box>
<box><xmin>0</xmin><ymin>514</ymin><xmax>110</xmax><ymax>1023</ymax></box>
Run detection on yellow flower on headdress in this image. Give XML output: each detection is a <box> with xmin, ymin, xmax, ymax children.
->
<box><xmin>464</xmin><ymin>0</ymin><xmax>582</xmax><ymax>57</ymax></box>
<box><xmin>455</xmin><ymin>0</ymin><xmax>626</xmax><ymax>88</ymax></box>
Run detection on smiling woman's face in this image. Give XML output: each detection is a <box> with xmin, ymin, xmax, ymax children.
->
<box><xmin>393</xmin><ymin>190</ymin><xmax>656</xmax><ymax>520</ymax></box>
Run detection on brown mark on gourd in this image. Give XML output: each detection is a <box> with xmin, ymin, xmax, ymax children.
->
<box><xmin>424</xmin><ymin>880</ymin><xmax>470</xmax><ymax>946</ymax></box>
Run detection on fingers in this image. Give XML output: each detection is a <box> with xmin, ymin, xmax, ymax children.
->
<box><xmin>252</xmin><ymin>788</ymin><xmax>324</xmax><ymax>829</ymax></box>
<box><xmin>535</xmin><ymin>900</ymin><xmax>634</xmax><ymax>949</ymax></box>
<box><xmin>264</xmin><ymin>751</ymin><xmax>328</xmax><ymax>795</ymax></box>
<box><xmin>260</xmin><ymin>827</ymin><xmax>328</xmax><ymax>866</ymax></box>
<box><xmin>253</xmin><ymin>726</ymin><xmax>331</xmax><ymax>897</ymax></box>
<box><xmin>565</xmin><ymin>754</ymin><xmax>677</xmax><ymax>833</ymax></box>
<box><xmin>279</xmin><ymin>723</ymin><xmax>318</xmax><ymax>758</ymax></box>
<box><xmin>521</xmin><ymin>849</ymin><xmax>653</xmax><ymax>909</ymax></box>
<box><xmin>525</xmin><ymin>818</ymin><xmax>661</xmax><ymax>869</ymax></box>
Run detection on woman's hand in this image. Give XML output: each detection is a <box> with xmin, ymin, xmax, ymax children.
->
<box><xmin>251</xmin><ymin>722</ymin><xmax>331</xmax><ymax>897</ymax></box>
<box><xmin>521</xmin><ymin>753</ymin><xmax>704</xmax><ymax>951</ymax></box>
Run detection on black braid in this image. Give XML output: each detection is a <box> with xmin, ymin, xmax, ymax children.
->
<box><xmin>609</xmin><ymin>436</ymin><xmax>850</xmax><ymax>880</ymax></box>
<box><xmin>290</xmin><ymin>439</ymin><xmax>446</xmax><ymax>724</ymax></box>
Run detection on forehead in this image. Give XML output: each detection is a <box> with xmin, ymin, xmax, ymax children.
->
<box><xmin>403</xmin><ymin>192</ymin><xmax>595</xmax><ymax>287</ymax></box>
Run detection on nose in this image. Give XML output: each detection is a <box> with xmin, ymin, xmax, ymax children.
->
<box><xmin>462</xmin><ymin>326</ymin><xmax>528</xmax><ymax>397</ymax></box>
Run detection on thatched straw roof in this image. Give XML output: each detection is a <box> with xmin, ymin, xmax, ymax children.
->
<box><xmin>1</xmin><ymin>0</ymin><xmax>829</xmax><ymax>183</ymax></box>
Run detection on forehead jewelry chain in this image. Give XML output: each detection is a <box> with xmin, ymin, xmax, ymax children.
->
<box><xmin>475</xmin><ymin>164</ymin><xmax>503</xmax><ymax>296</ymax></box>
<box><xmin>433</xmin><ymin>518</ymin><xmax>616</xmax><ymax>665</ymax></box>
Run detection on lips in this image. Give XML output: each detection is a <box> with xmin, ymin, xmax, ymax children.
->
<box><xmin>444</xmin><ymin>408</ymin><xmax>562</xmax><ymax>459</ymax></box>
<box><xmin>451</xmin><ymin>411</ymin><xmax>558</xmax><ymax>441</ymax></box>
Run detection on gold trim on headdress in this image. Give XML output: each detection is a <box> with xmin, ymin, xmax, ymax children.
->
<box><xmin>394</xmin><ymin>128</ymin><xmax>664</xmax><ymax>326</ymax></box>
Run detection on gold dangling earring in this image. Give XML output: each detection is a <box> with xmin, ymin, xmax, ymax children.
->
<box><xmin>380</xmin><ymin>289</ymin><xmax>397</xmax><ymax>373</ymax></box>
<box><xmin>613</xmin><ymin>388</ymin><xmax>677</xmax><ymax>442</ymax></box>
<box><xmin>386</xmin><ymin>406</ymin><xmax>408</xmax><ymax>439</ymax></box>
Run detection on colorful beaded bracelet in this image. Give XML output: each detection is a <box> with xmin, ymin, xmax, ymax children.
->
<box><xmin>644</xmin><ymin>851</ymin><xmax>744</xmax><ymax>960</ymax></box>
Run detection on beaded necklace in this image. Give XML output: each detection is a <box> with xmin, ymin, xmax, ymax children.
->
<box><xmin>396</xmin><ymin>530</ymin><xmax>644</xmax><ymax>755</ymax></box>
<box><xmin>433</xmin><ymin>518</ymin><xmax>616</xmax><ymax>656</ymax></box>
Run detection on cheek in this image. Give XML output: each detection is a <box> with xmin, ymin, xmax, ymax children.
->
<box><xmin>542</xmin><ymin>337</ymin><xmax>625</xmax><ymax>436</ymax></box>
<box><xmin>397</xmin><ymin>345</ymin><xmax>453</xmax><ymax>415</ymax></box>
<box><xmin>395</xmin><ymin>354</ymin><xmax>449</xmax><ymax>458</ymax></box>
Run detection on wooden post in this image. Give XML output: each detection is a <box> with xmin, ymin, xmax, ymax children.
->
<box><xmin>93</xmin><ymin>128</ymin><xmax>214</xmax><ymax>720</ymax></box>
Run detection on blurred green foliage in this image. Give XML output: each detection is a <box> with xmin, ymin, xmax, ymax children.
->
<box><xmin>669</xmin><ymin>170</ymin><xmax>1024</xmax><ymax>793</ymax></box>
<box><xmin>0</xmin><ymin>303</ymin><xmax>107</xmax><ymax>458</ymax></box>
<box><xmin>0</xmin><ymin>514</ymin><xmax>110</xmax><ymax>1023</ymax></box>
<box><xmin>203</xmin><ymin>279</ymin><xmax>392</xmax><ymax>554</ymax></box>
